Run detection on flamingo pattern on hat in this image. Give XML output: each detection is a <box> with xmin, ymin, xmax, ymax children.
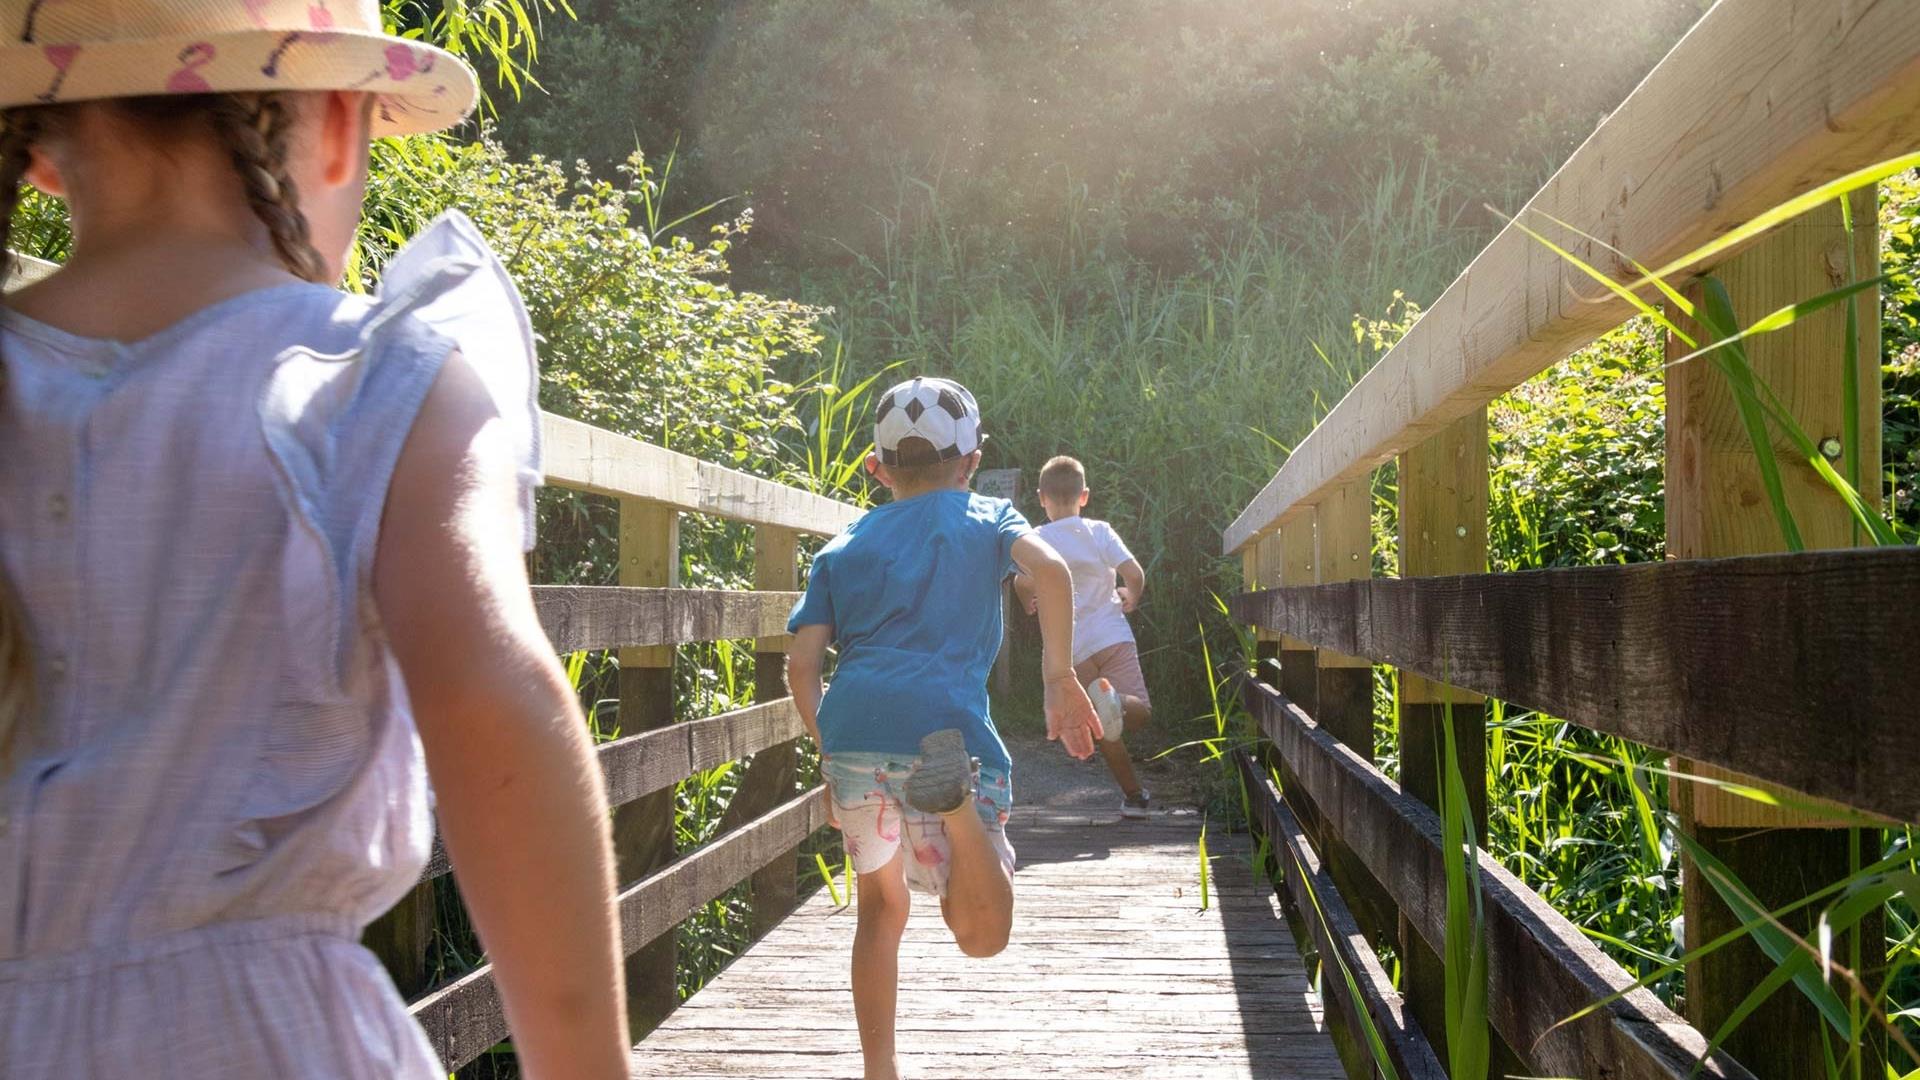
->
<box><xmin>1</xmin><ymin>0</ymin><xmax>478</xmax><ymax>135</ymax></box>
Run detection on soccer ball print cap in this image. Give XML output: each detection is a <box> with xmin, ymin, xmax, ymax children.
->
<box><xmin>874</xmin><ymin>376</ymin><xmax>983</xmax><ymax>467</ymax></box>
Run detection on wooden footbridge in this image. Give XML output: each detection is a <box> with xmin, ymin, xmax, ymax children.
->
<box><xmin>12</xmin><ymin>2</ymin><xmax>1913</xmax><ymax>1077</ymax></box>
<box><xmin>377</xmin><ymin>4</ymin><xmax>1914</xmax><ymax>1075</ymax></box>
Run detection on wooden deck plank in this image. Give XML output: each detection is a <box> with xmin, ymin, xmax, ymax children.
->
<box><xmin>631</xmin><ymin>809</ymin><xmax>1345</xmax><ymax>1079</ymax></box>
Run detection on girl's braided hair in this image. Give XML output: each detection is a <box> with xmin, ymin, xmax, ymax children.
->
<box><xmin>0</xmin><ymin>91</ymin><xmax>328</xmax><ymax>766</ymax></box>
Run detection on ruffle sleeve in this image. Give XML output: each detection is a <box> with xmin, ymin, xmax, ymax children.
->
<box><xmin>259</xmin><ymin>210</ymin><xmax>541</xmax><ymax>689</ymax></box>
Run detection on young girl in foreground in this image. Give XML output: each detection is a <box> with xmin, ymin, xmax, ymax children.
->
<box><xmin>0</xmin><ymin>0</ymin><xmax>628</xmax><ymax>1075</ymax></box>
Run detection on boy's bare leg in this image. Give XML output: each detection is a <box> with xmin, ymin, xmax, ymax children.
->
<box><xmin>1100</xmin><ymin>695</ymin><xmax>1152</xmax><ymax>796</ymax></box>
<box><xmin>1099</xmin><ymin>737</ymin><xmax>1143</xmax><ymax>797</ymax></box>
<box><xmin>852</xmin><ymin>851</ymin><xmax>911</xmax><ymax>1080</ymax></box>
<box><xmin>937</xmin><ymin>802</ymin><xmax>1014</xmax><ymax>958</ymax></box>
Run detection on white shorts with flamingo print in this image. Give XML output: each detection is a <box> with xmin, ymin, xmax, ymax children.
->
<box><xmin>823</xmin><ymin>752</ymin><xmax>1016</xmax><ymax>897</ymax></box>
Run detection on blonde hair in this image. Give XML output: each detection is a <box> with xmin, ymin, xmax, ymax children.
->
<box><xmin>0</xmin><ymin>92</ymin><xmax>327</xmax><ymax>764</ymax></box>
<box><xmin>1038</xmin><ymin>455</ymin><xmax>1087</xmax><ymax>504</ymax></box>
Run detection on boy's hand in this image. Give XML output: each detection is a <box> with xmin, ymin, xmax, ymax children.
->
<box><xmin>1116</xmin><ymin>585</ymin><xmax>1138</xmax><ymax>613</ymax></box>
<box><xmin>1044</xmin><ymin>674</ymin><xmax>1102</xmax><ymax>759</ymax></box>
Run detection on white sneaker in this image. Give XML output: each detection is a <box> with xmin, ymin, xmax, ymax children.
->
<box><xmin>1120</xmin><ymin>789</ymin><xmax>1152</xmax><ymax>819</ymax></box>
<box><xmin>1089</xmin><ymin>678</ymin><xmax>1124</xmax><ymax>744</ymax></box>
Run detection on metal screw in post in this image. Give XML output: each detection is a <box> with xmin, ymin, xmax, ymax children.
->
<box><xmin>1455</xmin><ymin>524</ymin><xmax>1469</xmax><ymax>538</ymax></box>
<box><xmin>1818</xmin><ymin>437</ymin><xmax>1843</xmax><ymax>461</ymax></box>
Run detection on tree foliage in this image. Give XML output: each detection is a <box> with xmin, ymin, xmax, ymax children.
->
<box><xmin>496</xmin><ymin>0</ymin><xmax>1706</xmax><ymax>263</ymax></box>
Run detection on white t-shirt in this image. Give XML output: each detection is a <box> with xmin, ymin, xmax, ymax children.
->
<box><xmin>1032</xmin><ymin>516</ymin><xmax>1138</xmax><ymax>664</ymax></box>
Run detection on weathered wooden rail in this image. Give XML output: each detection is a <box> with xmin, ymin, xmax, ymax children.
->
<box><xmin>380</xmin><ymin>413</ymin><xmax>863</xmax><ymax>1071</ymax></box>
<box><xmin>1226</xmin><ymin>1</ymin><xmax>1920</xmax><ymax>1076</ymax></box>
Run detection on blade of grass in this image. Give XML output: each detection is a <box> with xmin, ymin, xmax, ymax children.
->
<box><xmin>1676</xmin><ymin>830</ymin><xmax>1852</xmax><ymax>1036</ymax></box>
<box><xmin>1197</xmin><ymin>816</ymin><xmax>1212</xmax><ymax>911</ymax></box>
<box><xmin>1698</xmin><ymin>278</ymin><xmax>1803</xmax><ymax>550</ymax></box>
<box><xmin>1293</xmin><ymin>848</ymin><xmax>1404</xmax><ymax>1080</ymax></box>
<box><xmin>1663</xmin><ymin>276</ymin><xmax>1889</xmax><ymax>372</ymax></box>
<box><xmin>1441</xmin><ymin>693</ymin><xmax>1491</xmax><ymax>1080</ymax></box>
<box><xmin>814</xmin><ymin>853</ymin><xmax>845</xmax><ymax>907</ymax></box>
<box><xmin>1633</xmin><ymin>151</ymin><xmax>1920</xmax><ymax>288</ymax></box>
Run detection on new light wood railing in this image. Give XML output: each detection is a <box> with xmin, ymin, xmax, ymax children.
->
<box><xmin>1225</xmin><ymin>2</ymin><xmax>1920</xmax><ymax>1076</ymax></box>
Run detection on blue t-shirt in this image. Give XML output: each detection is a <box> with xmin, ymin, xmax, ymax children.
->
<box><xmin>787</xmin><ymin>490</ymin><xmax>1032</xmax><ymax>772</ymax></box>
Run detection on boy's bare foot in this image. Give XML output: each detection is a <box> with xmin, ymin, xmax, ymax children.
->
<box><xmin>905</xmin><ymin>729</ymin><xmax>974</xmax><ymax>815</ymax></box>
<box><xmin>1089</xmin><ymin>678</ymin><xmax>1124</xmax><ymax>744</ymax></box>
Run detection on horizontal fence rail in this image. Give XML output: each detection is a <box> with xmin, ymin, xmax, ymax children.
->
<box><xmin>533</xmin><ymin>585</ymin><xmax>798</xmax><ymax>653</ymax></box>
<box><xmin>1223</xmin><ymin>0</ymin><xmax>1920</xmax><ymax>554</ymax></box>
<box><xmin>1241</xmin><ymin>678</ymin><xmax>1754</xmax><ymax>1080</ymax></box>
<box><xmin>417</xmin><ymin>697</ymin><xmax>808</xmax><ymax>882</ymax></box>
<box><xmin>410</xmin><ymin>786</ymin><xmax>832</xmax><ymax>1067</ymax></box>
<box><xmin>1237</xmin><ymin>750</ymin><xmax>1446</xmax><ymax>1080</ymax></box>
<box><xmin>542</xmin><ymin>413</ymin><xmax>860</xmax><ymax>536</ymax></box>
<box><xmin>2</xmin><ymin>251</ymin><xmax>56</xmax><ymax>290</ymax></box>
<box><xmin>1232</xmin><ymin>547</ymin><xmax>1920</xmax><ymax>824</ymax></box>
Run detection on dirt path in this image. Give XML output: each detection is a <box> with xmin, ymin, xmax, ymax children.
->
<box><xmin>1000</xmin><ymin>725</ymin><xmax>1204</xmax><ymax>816</ymax></box>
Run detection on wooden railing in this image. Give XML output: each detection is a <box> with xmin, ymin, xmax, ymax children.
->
<box><xmin>1225</xmin><ymin>2</ymin><xmax>1920</xmax><ymax>1077</ymax></box>
<box><xmin>387</xmin><ymin>414</ymin><xmax>860</xmax><ymax>1070</ymax></box>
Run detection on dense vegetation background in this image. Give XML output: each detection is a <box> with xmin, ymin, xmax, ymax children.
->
<box><xmin>481</xmin><ymin>0</ymin><xmax>1717</xmax><ymax>726</ymax></box>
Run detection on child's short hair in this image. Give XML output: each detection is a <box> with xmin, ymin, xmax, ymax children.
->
<box><xmin>885</xmin><ymin>436</ymin><xmax>971</xmax><ymax>487</ymax></box>
<box><xmin>1039</xmin><ymin>456</ymin><xmax>1087</xmax><ymax>503</ymax></box>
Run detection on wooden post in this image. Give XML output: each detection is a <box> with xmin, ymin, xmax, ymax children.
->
<box><xmin>1312</xmin><ymin>477</ymin><xmax>1373</xmax><ymax>761</ymax></box>
<box><xmin>1666</xmin><ymin>191</ymin><xmax>1883</xmax><ymax>1078</ymax></box>
<box><xmin>1395</xmin><ymin>408</ymin><xmax>1510</xmax><ymax>1070</ymax></box>
<box><xmin>1311</xmin><ymin>475</ymin><xmax>1400</xmax><ymax>947</ymax></box>
<box><xmin>617</xmin><ymin>499</ymin><xmax>679</xmax><ymax>1035</ymax></box>
<box><xmin>1394</xmin><ymin>410</ymin><xmax>1489</xmax><ymax>832</ymax></box>
<box><xmin>1246</xmin><ymin>533</ymin><xmax>1282</xmax><ymax>665</ymax></box>
<box><xmin>741</xmin><ymin>525</ymin><xmax>802</xmax><ymax>940</ymax></box>
<box><xmin>1276</xmin><ymin>516</ymin><xmax>1318</xmax><ymax>713</ymax></box>
<box><xmin>361</xmin><ymin>880</ymin><xmax>433</xmax><ymax>999</ymax></box>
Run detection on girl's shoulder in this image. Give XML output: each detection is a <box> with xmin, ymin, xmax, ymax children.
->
<box><xmin>246</xmin><ymin>213</ymin><xmax>541</xmax><ymax>557</ymax></box>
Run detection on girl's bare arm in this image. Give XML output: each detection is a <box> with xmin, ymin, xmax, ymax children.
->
<box><xmin>375</xmin><ymin>352</ymin><xmax>628</xmax><ymax>1080</ymax></box>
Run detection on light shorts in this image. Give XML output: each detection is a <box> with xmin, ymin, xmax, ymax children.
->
<box><xmin>1075</xmin><ymin>641</ymin><xmax>1151</xmax><ymax>708</ymax></box>
<box><xmin>823</xmin><ymin>752</ymin><xmax>1016</xmax><ymax>897</ymax></box>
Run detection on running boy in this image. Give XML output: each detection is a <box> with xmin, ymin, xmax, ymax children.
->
<box><xmin>1015</xmin><ymin>455</ymin><xmax>1154</xmax><ymax>817</ymax></box>
<box><xmin>785</xmin><ymin>377</ymin><xmax>1100</xmax><ymax>1080</ymax></box>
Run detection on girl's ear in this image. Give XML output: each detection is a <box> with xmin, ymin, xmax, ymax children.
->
<box><xmin>23</xmin><ymin>145</ymin><xmax>66</xmax><ymax>198</ymax></box>
<box><xmin>319</xmin><ymin>91</ymin><xmax>370</xmax><ymax>187</ymax></box>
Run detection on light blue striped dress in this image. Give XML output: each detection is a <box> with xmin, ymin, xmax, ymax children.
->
<box><xmin>0</xmin><ymin>213</ymin><xmax>539</xmax><ymax>1078</ymax></box>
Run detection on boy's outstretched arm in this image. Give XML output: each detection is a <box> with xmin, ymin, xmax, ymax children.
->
<box><xmin>1116</xmin><ymin>558</ymin><xmax>1146</xmax><ymax>613</ymax></box>
<box><xmin>786</xmin><ymin>623</ymin><xmax>832</xmax><ymax>745</ymax></box>
<box><xmin>375</xmin><ymin>353</ymin><xmax>627</xmax><ymax>1080</ymax></box>
<box><xmin>1010</xmin><ymin>534</ymin><xmax>1102</xmax><ymax>758</ymax></box>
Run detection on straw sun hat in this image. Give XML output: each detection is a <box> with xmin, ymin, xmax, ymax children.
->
<box><xmin>1</xmin><ymin>0</ymin><xmax>478</xmax><ymax>135</ymax></box>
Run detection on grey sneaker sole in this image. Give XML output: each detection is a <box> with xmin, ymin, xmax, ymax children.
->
<box><xmin>905</xmin><ymin>729</ymin><xmax>973</xmax><ymax>815</ymax></box>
